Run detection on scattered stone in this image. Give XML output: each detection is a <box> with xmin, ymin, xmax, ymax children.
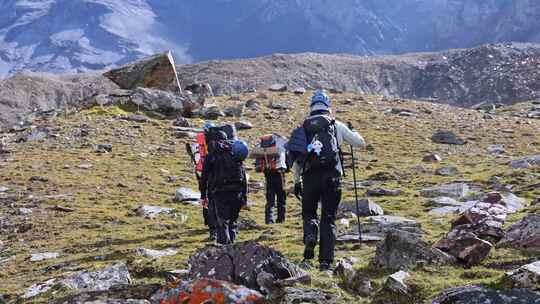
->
<box><xmin>76</xmin><ymin>164</ymin><xmax>93</xmax><ymax>170</ymax></box>
<box><xmin>172</xmin><ymin>117</ymin><xmax>191</xmax><ymax>127</ymax></box>
<box><xmin>224</xmin><ymin>104</ymin><xmax>245</xmax><ymax>117</ymax></box>
<box><xmin>174</xmin><ymin>187</ymin><xmax>201</xmax><ymax>203</ymax></box>
<box><xmin>121</xmin><ymin>114</ymin><xmax>149</xmax><ymax>123</ymax></box>
<box><xmin>487</xmin><ymin>144</ymin><xmax>505</xmax><ymax>155</ymax></box>
<box><xmin>152</xmin><ymin>278</ymin><xmax>264</xmax><ymax>304</ymax></box>
<box><xmin>23</xmin><ymin>279</ymin><xmax>57</xmax><ymax>299</ymax></box>
<box><xmin>136</xmin><ymin>205</ymin><xmax>173</xmax><ymax>219</ymax></box>
<box><xmin>504</xmin><ymin>261</ymin><xmax>540</xmax><ymax>289</ymax></box>
<box><xmin>293</xmin><ymin>87</ymin><xmax>306</xmax><ymax>94</ymax></box>
<box><xmin>510</xmin><ymin>155</ymin><xmax>540</xmax><ymax>169</ymax></box>
<box><xmin>57</xmin><ymin>284</ymin><xmax>160</xmax><ymax>304</ymax></box>
<box><xmin>385</xmin><ymin>271</ymin><xmax>411</xmax><ymax>294</ymax></box>
<box><xmin>269</xmin><ymin>100</ymin><xmax>293</xmax><ymax>110</ymax></box>
<box><xmin>421</xmin><ymin>183</ymin><xmax>471</xmax><ymax>200</ymax></box>
<box><xmin>130</xmin><ymin>87</ymin><xmax>189</xmax><ymax>116</ymax></box>
<box><xmin>199</xmin><ymin>104</ymin><xmax>225</xmax><ymax>120</ymax></box>
<box><xmin>30</xmin><ymin>252</ymin><xmax>60</xmax><ymax>262</ymax></box>
<box><xmin>18</xmin><ymin>207</ymin><xmax>32</xmax><ymax>215</ymax></box>
<box><xmin>423</xmin><ymin>153</ymin><xmax>442</xmax><ymax>163</ymax></box>
<box><xmin>235</xmin><ymin>121</ymin><xmax>253</xmax><ymax>130</ymax></box>
<box><xmin>432</xmin><ymin>130</ymin><xmax>467</xmax><ymax>145</ymax></box>
<box><xmin>435</xmin><ymin>229</ymin><xmax>493</xmax><ymax>267</ymax></box>
<box><xmin>435</xmin><ymin>166</ymin><xmax>459</xmax><ymax>176</ymax></box>
<box><xmin>269</xmin><ymin>84</ymin><xmax>287</xmax><ymax>92</ymax></box>
<box><xmin>366</xmin><ymin>188</ymin><xmax>402</xmax><ymax>197</ymax></box>
<box><xmin>188</xmin><ymin>241</ymin><xmax>309</xmax><ymax>292</ymax></box>
<box><xmin>278</xmin><ymin>287</ymin><xmax>338</xmax><ymax>304</ymax></box>
<box><xmin>103</xmin><ymin>51</ymin><xmax>181</xmax><ymax>93</ymax></box>
<box><xmin>245</xmin><ymin>99</ymin><xmax>260</xmax><ymax>110</ymax></box>
<box><xmin>29</xmin><ymin>175</ymin><xmax>49</xmax><ymax>182</ymax></box>
<box><xmin>338</xmin><ymin>199</ymin><xmax>384</xmax><ymax>217</ymax></box>
<box><xmin>0</xmin><ymin>187</ymin><xmax>8</xmax><ymax>193</ymax></box>
<box><xmin>499</xmin><ymin>214</ymin><xmax>540</xmax><ymax>252</ymax></box>
<box><xmin>16</xmin><ymin>128</ymin><xmax>49</xmax><ymax>143</ymax></box>
<box><xmin>136</xmin><ymin>248</ymin><xmax>178</xmax><ymax>259</ymax></box>
<box><xmin>62</xmin><ymin>263</ymin><xmax>131</xmax><ymax>292</ymax></box>
<box><xmin>96</xmin><ymin>144</ymin><xmax>113</xmax><ymax>153</ymax></box>
<box><xmin>432</xmin><ymin>285</ymin><xmax>540</xmax><ymax>304</ymax></box>
<box><xmin>372</xmin><ymin>230</ymin><xmax>455</xmax><ymax>271</ymax></box>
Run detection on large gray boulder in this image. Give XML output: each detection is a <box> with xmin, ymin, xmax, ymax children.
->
<box><xmin>188</xmin><ymin>241</ymin><xmax>309</xmax><ymax>293</ymax></box>
<box><xmin>432</xmin><ymin>285</ymin><xmax>540</xmax><ymax>304</ymax></box>
<box><xmin>103</xmin><ymin>51</ymin><xmax>182</xmax><ymax>94</ymax></box>
<box><xmin>372</xmin><ymin>230</ymin><xmax>455</xmax><ymax>271</ymax></box>
<box><xmin>499</xmin><ymin>214</ymin><xmax>540</xmax><ymax>252</ymax></box>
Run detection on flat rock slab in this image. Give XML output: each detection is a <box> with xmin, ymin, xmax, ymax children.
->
<box><xmin>62</xmin><ymin>263</ymin><xmax>131</xmax><ymax>292</ymax></box>
<box><xmin>174</xmin><ymin>188</ymin><xmax>201</xmax><ymax>203</ymax></box>
<box><xmin>30</xmin><ymin>252</ymin><xmax>60</xmax><ymax>262</ymax></box>
<box><xmin>136</xmin><ymin>248</ymin><xmax>178</xmax><ymax>259</ymax></box>
<box><xmin>431</xmin><ymin>130</ymin><xmax>467</xmax><ymax>145</ymax></box>
<box><xmin>432</xmin><ymin>285</ymin><xmax>540</xmax><ymax>304</ymax></box>
<box><xmin>0</xmin><ymin>187</ymin><xmax>8</xmax><ymax>193</ymax></box>
<box><xmin>338</xmin><ymin>199</ymin><xmax>384</xmax><ymax>217</ymax></box>
<box><xmin>136</xmin><ymin>205</ymin><xmax>173</xmax><ymax>219</ymax></box>
<box><xmin>421</xmin><ymin>183</ymin><xmax>471</xmax><ymax>200</ymax></box>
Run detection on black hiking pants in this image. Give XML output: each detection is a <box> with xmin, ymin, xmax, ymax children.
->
<box><xmin>203</xmin><ymin>197</ymin><xmax>217</xmax><ymax>238</ymax></box>
<box><xmin>265</xmin><ymin>170</ymin><xmax>287</xmax><ymax>224</ymax></box>
<box><xmin>214</xmin><ymin>191</ymin><xmax>245</xmax><ymax>245</ymax></box>
<box><xmin>302</xmin><ymin>169</ymin><xmax>342</xmax><ymax>263</ymax></box>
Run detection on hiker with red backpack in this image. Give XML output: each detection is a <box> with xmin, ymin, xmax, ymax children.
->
<box><xmin>187</xmin><ymin>122</ymin><xmax>239</xmax><ymax>241</ymax></box>
<box><xmin>253</xmin><ymin>134</ymin><xmax>288</xmax><ymax>224</ymax></box>
<box><xmin>199</xmin><ymin>131</ymin><xmax>249</xmax><ymax>245</ymax></box>
<box><xmin>286</xmin><ymin>90</ymin><xmax>366</xmax><ymax>271</ymax></box>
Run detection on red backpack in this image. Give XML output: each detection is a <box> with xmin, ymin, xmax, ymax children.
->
<box><xmin>255</xmin><ymin>135</ymin><xmax>280</xmax><ymax>173</ymax></box>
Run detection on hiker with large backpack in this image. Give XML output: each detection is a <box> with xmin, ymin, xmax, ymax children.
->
<box><xmin>199</xmin><ymin>134</ymin><xmax>249</xmax><ymax>245</ymax></box>
<box><xmin>187</xmin><ymin>122</ymin><xmax>238</xmax><ymax>241</ymax></box>
<box><xmin>253</xmin><ymin>134</ymin><xmax>288</xmax><ymax>224</ymax></box>
<box><xmin>287</xmin><ymin>90</ymin><xmax>366</xmax><ymax>271</ymax></box>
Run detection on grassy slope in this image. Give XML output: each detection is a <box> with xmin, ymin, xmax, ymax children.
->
<box><xmin>0</xmin><ymin>92</ymin><xmax>539</xmax><ymax>303</ymax></box>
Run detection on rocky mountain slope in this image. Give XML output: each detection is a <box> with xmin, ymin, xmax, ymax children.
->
<box><xmin>2</xmin><ymin>0</ymin><xmax>540</xmax><ymax>77</ymax></box>
<box><xmin>2</xmin><ymin>43</ymin><xmax>540</xmax><ymax>130</ymax></box>
<box><xmin>177</xmin><ymin>43</ymin><xmax>540</xmax><ymax>107</ymax></box>
<box><xmin>0</xmin><ymin>85</ymin><xmax>539</xmax><ymax>303</ymax></box>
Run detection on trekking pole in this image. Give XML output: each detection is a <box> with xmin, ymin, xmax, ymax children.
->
<box><xmin>349</xmin><ymin>144</ymin><xmax>362</xmax><ymax>243</ymax></box>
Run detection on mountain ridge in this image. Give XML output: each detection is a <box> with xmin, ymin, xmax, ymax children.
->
<box><xmin>2</xmin><ymin>0</ymin><xmax>540</xmax><ymax>77</ymax></box>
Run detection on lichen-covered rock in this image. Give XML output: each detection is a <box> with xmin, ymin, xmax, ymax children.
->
<box><xmin>504</xmin><ymin>261</ymin><xmax>540</xmax><ymax>290</ymax></box>
<box><xmin>499</xmin><ymin>214</ymin><xmax>540</xmax><ymax>252</ymax></box>
<box><xmin>188</xmin><ymin>241</ymin><xmax>309</xmax><ymax>293</ymax></box>
<box><xmin>432</xmin><ymin>285</ymin><xmax>540</xmax><ymax>304</ymax></box>
<box><xmin>435</xmin><ymin>230</ymin><xmax>494</xmax><ymax>267</ymax></box>
<box><xmin>151</xmin><ymin>278</ymin><xmax>265</xmax><ymax>304</ymax></box>
<box><xmin>372</xmin><ymin>230</ymin><xmax>455</xmax><ymax>271</ymax></box>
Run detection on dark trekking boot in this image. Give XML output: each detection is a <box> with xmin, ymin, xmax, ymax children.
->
<box><xmin>265</xmin><ymin>206</ymin><xmax>274</xmax><ymax>225</ymax></box>
<box><xmin>300</xmin><ymin>259</ymin><xmax>314</xmax><ymax>270</ymax></box>
<box><xmin>319</xmin><ymin>260</ymin><xmax>332</xmax><ymax>272</ymax></box>
<box><xmin>276</xmin><ymin>206</ymin><xmax>286</xmax><ymax>223</ymax></box>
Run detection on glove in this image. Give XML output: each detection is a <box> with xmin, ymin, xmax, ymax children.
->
<box><xmin>347</xmin><ymin>121</ymin><xmax>354</xmax><ymax>130</ymax></box>
<box><xmin>200</xmin><ymin>198</ymin><xmax>209</xmax><ymax>209</ymax></box>
<box><xmin>294</xmin><ymin>182</ymin><xmax>303</xmax><ymax>201</ymax></box>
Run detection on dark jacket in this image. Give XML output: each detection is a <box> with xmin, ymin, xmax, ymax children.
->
<box><xmin>199</xmin><ymin>152</ymin><xmax>247</xmax><ymax>201</ymax></box>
